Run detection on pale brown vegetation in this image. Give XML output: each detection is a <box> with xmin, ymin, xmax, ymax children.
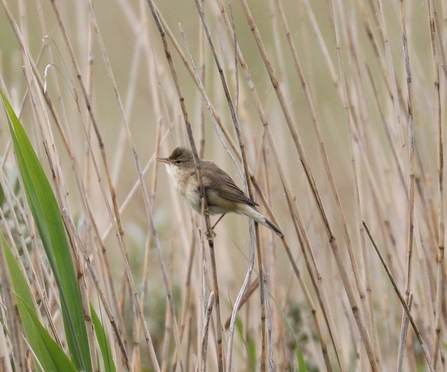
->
<box><xmin>0</xmin><ymin>0</ymin><xmax>446</xmax><ymax>371</ymax></box>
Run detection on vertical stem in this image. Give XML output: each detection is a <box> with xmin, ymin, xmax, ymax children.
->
<box><xmin>145</xmin><ymin>1</ymin><xmax>223</xmax><ymax>371</ymax></box>
<box><xmin>399</xmin><ymin>0</ymin><xmax>415</xmax><ymax>299</ymax></box>
<box><xmin>396</xmin><ymin>1</ymin><xmax>416</xmax><ymax>364</ymax></box>
<box><xmin>427</xmin><ymin>0</ymin><xmax>444</xmax><ymax>367</ymax></box>
<box><xmin>194</xmin><ymin>1</ymin><xmax>269</xmax><ymax>370</ymax></box>
<box><xmin>238</xmin><ymin>0</ymin><xmax>380</xmax><ymax>369</ymax></box>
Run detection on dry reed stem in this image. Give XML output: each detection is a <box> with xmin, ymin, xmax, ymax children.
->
<box><xmin>213</xmin><ymin>2</ymin><xmax>336</xmax><ymax>368</ymax></box>
<box><xmin>330</xmin><ymin>0</ymin><xmax>383</xmax><ymax>363</ymax></box>
<box><xmin>168</xmin><ymin>235</ymin><xmax>196</xmax><ymax>372</ymax></box>
<box><xmin>90</xmin><ymin>2</ymin><xmax>191</xmax><ymax>368</ymax></box>
<box><xmin>176</xmin><ymin>13</ymin><xmax>271</xmax><ymax>370</ymax></box>
<box><xmin>37</xmin><ymin>0</ymin><xmax>133</xmax><ymax>359</ymax></box>
<box><xmin>276</xmin><ymin>0</ymin><xmax>381</xmax><ymax>363</ymax></box>
<box><xmin>396</xmin><ymin>293</ymin><xmax>413</xmax><ymax>372</ymax></box>
<box><xmin>376</xmin><ymin>0</ymin><xmax>406</xmax><ymax>126</ymax></box>
<box><xmin>275</xmin><ymin>151</ymin><xmax>341</xmax><ymax>372</ymax></box>
<box><xmin>198</xmin><ymin>0</ymin><xmax>206</xmax><ymax>159</ymax></box>
<box><xmin>175</xmin><ymin>25</ymin><xmax>238</xmax><ymax>368</ymax></box>
<box><xmin>160</xmin><ymin>257</ymin><xmax>174</xmax><ymax>372</ymax></box>
<box><xmin>101</xmin><ymin>144</ymin><xmax>169</xmax><ymax>241</ymax></box>
<box><xmin>225</xmin><ymin>239</ymin><xmax>255</xmax><ymax>371</ymax></box>
<box><xmin>141</xmin><ymin>129</ymin><xmax>164</xmax><ymax>311</ymax></box>
<box><xmin>0</xmin><ymin>211</ymin><xmax>27</xmax><ymax>370</ymax></box>
<box><xmin>81</xmin><ymin>0</ymin><xmax>94</xmax><ymax>198</ymax></box>
<box><xmin>152</xmin><ymin>3</ymin><xmax>242</xmax><ymax>159</ymax></box>
<box><xmin>248</xmin><ymin>108</ymin><xmax>339</xmax><ymax>370</ymax></box>
<box><xmin>355</xmin><ymin>0</ymin><xmax>393</xmax><ymax>100</ymax></box>
<box><xmin>85</xmin><ymin>2</ymin><xmax>186</xmax><ymax>370</ymax></box>
<box><xmin>0</xmin><ymin>169</ymin><xmax>50</xmax><ymax>328</ymax></box>
<box><xmin>0</xmin><ymin>259</ymin><xmax>16</xmax><ymax>372</ymax></box>
<box><xmin>175</xmin><ymin>24</ymin><xmax>248</xmax><ymax>350</ymax></box>
<box><xmin>275</xmin><ymin>0</ymin><xmax>364</xmax><ymax>307</ymax></box>
<box><xmin>223</xmin><ymin>279</ymin><xmax>257</xmax><ymax>329</ymax></box>
<box><xmin>29</xmin><ymin>48</ymin><xmax>100</xmax><ymax>369</ymax></box>
<box><xmin>427</xmin><ymin>0</ymin><xmax>445</xmax><ymax>368</ymax></box>
<box><xmin>24</xmin><ymin>55</ymin><xmax>102</xmax><ymax>370</ymax></box>
<box><xmin>39</xmin><ymin>0</ymin><xmax>163</xmax><ymax>369</ymax></box>
<box><xmin>2</xmin><ymin>0</ymin><xmax>447</xmax><ymax>370</ymax></box>
<box><xmin>328</xmin><ymin>0</ymin><xmax>364</xmax><ymax>298</ymax></box>
<box><xmin>397</xmin><ymin>2</ymin><xmax>416</xmax><ymax>368</ymax></box>
<box><xmin>239</xmin><ymin>0</ymin><xmax>381</xmax><ymax>370</ymax></box>
<box><xmin>154</xmin><ymin>0</ymin><xmax>281</xmax><ymax>240</ymax></box>
<box><xmin>212</xmin><ymin>1</ymin><xmax>339</xmax><ymax>366</ymax></box>
<box><xmin>61</xmin><ymin>209</ymin><xmax>131</xmax><ymax>369</ymax></box>
<box><xmin>193</xmin><ymin>2</ymin><xmax>271</xmax><ymax>369</ymax></box>
<box><xmin>145</xmin><ymin>1</ymin><xmax>224</xmax><ymax>371</ymax></box>
<box><xmin>363</xmin><ymin>221</ymin><xmax>435</xmax><ymax>371</ymax></box>
<box><xmin>200</xmin><ymin>292</ymin><xmax>215</xmax><ymax>372</ymax></box>
<box><xmin>50</xmin><ymin>0</ymin><xmax>128</xmax><ymax>265</ymax></box>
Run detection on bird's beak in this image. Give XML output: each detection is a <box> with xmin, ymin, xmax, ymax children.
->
<box><xmin>156</xmin><ymin>157</ymin><xmax>171</xmax><ymax>164</ymax></box>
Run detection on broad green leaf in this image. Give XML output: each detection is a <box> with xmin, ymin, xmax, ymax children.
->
<box><xmin>2</xmin><ymin>234</ymin><xmax>76</xmax><ymax>372</ymax></box>
<box><xmin>91</xmin><ymin>304</ymin><xmax>117</xmax><ymax>372</ymax></box>
<box><xmin>17</xmin><ymin>297</ymin><xmax>79</xmax><ymax>372</ymax></box>
<box><xmin>1</xmin><ymin>91</ymin><xmax>92</xmax><ymax>372</ymax></box>
<box><xmin>1</xmin><ymin>234</ymin><xmax>35</xmax><ymax>312</ymax></box>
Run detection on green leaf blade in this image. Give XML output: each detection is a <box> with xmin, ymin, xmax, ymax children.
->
<box><xmin>1</xmin><ymin>91</ymin><xmax>92</xmax><ymax>372</ymax></box>
<box><xmin>91</xmin><ymin>304</ymin><xmax>117</xmax><ymax>372</ymax></box>
<box><xmin>2</xmin><ymin>234</ymin><xmax>77</xmax><ymax>372</ymax></box>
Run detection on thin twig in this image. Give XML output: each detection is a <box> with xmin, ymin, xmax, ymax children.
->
<box><xmin>362</xmin><ymin>221</ymin><xmax>435</xmax><ymax>372</ymax></box>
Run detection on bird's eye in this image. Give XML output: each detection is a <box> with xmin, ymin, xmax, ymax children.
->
<box><xmin>175</xmin><ymin>160</ymin><xmax>181</xmax><ymax>165</ymax></box>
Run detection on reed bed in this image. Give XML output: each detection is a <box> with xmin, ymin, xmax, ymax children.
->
<box><xmin>0</xmin><ymin>0</ymin><xmax>445</xmax><ymax>371</ymax></box>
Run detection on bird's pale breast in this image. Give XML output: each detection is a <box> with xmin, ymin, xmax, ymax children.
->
<box><xmin>166</xmin><ymin>164</ymin><xmax>202</xmax><ymax>213</ymax></box>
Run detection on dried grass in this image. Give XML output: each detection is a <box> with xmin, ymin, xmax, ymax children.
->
<box><xmin>0</xmin><ymin>0</ymin><xmax>445</xmax><ymax>370</ymax></box>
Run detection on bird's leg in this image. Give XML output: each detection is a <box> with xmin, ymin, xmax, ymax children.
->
<box><xmin>202</xmin><ymin>205</ymin><xmax>217</xmax><ymax>239</ymax></box>
<box><xmin>212</xmin><ymin>213</ymin><xmax>227</xmax><ymax>230</ymax></box>
<box><xmin>205</xmin><ymin>214</ymin><xmax>226</xmax><ymax>240</ymax></box>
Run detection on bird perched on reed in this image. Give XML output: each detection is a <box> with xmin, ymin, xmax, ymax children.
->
<box><xmin>157</xmin><ymin>147</ymin><xmax>282</xmax><ymax>236</ymax></box>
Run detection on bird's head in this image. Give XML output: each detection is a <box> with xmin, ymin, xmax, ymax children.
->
<box><xmin>157</xmin><ymin>147</ymin><xmax>195</xmax><ymax>170</ymax></box>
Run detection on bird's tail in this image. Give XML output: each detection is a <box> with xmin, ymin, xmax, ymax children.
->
<box><xmin>240</xmin><ymin>205</ymin><xmax>283</xmax><ymax>236</ymax></box>
<box><xmin>263</xmin><ymin>218</ymin><xmax>283</xmax><ymax>236</ymax></box>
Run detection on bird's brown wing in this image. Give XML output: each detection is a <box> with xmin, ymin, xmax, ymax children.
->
<box><xmin>198</xmin><ymin>161</ymin><xmax>258</xmax><ymax>207</ymax></box>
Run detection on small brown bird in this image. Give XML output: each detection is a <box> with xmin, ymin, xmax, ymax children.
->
<box><xmin>157</xmin><ymin>147</ymin><xmax>282</xmax><ymax>236</ymax></box>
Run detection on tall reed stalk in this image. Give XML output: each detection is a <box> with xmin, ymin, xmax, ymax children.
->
<box><xmin>0</xmin><ymin>0</ymin><xmax>445</xmax><ymax>370</ymax></box>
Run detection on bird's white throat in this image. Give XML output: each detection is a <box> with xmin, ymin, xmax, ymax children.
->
<box><xmin>165</xmin><ymin>164</ymin><xmax>181</xmax><ymax>190</ymax></box>
<box><xmin>165</xmin><ymin>163</ymin><xmax>201</xmax><ymax>212</ymax></box>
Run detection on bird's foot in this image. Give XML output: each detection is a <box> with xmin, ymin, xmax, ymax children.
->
<box><xmin>205</xmin><ymin>229</ymin><xmax>216</xmax><ymax>240</ymax></box>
